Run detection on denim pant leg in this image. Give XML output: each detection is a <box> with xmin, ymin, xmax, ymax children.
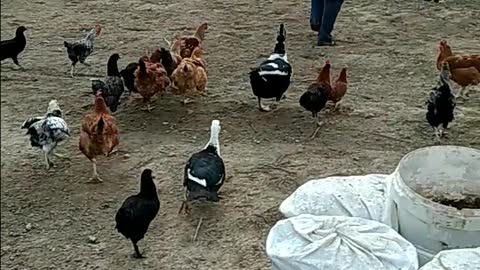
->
<box><xmin>310</xmin><ymin>0</ymin><xmax>325</xmax><ymax>29</ymax></box>
<box><xmin>318</xmin><ymin>0</ymin><xmax>344</xmax><ymax>43</ymax></box>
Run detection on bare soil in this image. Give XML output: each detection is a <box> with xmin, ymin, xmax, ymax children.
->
<box><xmin>1</xmin><ymin>0</ymin><xmax>479</xmax><ymax>269</ymax></box>
<box><xmin>432</xmin><ymin>196</ymin><xmax>480</xmax><ymax>210</ymax></box>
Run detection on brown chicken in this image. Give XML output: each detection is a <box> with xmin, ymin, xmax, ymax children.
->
<box><xmin>436</xmin><ymin>40</ymin><xmax>480</xmax><ymax>71</ymax></box>
<box><xmin>436</xmin><ymin>40</ymin><xmax>480</xmax><ymax>97</ymax></box>
<box><xmin>168</xmin><ymin>22</ymin><xmax>208</xmax><ymax>59</ymax></box>
<box><xmin>329</xmin><ymin>68</ymin><xmax>348</xmax><ymax>110</ymax></box>
<box><xmin>79</xmin><ymin>94</ymin><xmax>119</xmax><ymax>183</ymax></box>
<box><xmin>134</xmin><ymin>57</ymin><xmax>170</xmax><ymax>111</ymax></box>
<box><xmin>171</xmin><ymin>47</ymin><xmax>208</xmax><ymax>104</ymax></box>
<box><xmin>448</xmin><ymin>65</ymin><xmax>480</xmax><ymax>97</ymax></box>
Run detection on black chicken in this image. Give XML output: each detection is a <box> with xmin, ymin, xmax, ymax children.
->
<box><xmin>120</xmin><ymin>62</ymin><xmax>139</xmax><ymax>94</ymax></box>
<box><xmin>249</xmin><ymin>24</ymin><xmax>292</xmax><ymax>112</ymax></box>
<box><xmin>179</xmin><ymin>120</ymin><xmax>225</xmax><ymax>214</ymax></box>
<box><xmin>115</xmin><ymin>169</ymin><xmax>160</xmax><ymax>258</ymax></box>
<box><xmin>91</xmin><ymin>53</ymin><xmax>125</xmax><ymax>112</ymax></box>
<box><xmin>0</xmin><ymin>26</ymin><xmax>27</xmax><ymax>69</ymax></box>
<box><xmin>426</xmin><ymin>63</ymin><xmax>456</xmax><ymax>140</ymax></box>
<box><xmin>159</xmin><ymin>47</ymin><xmax>178</xmax><ymax>77</ymax></box>
<box><xmin>300</xmin><ymin>60</ymin><xmax>332</xmax><ymax>138</ymax></box>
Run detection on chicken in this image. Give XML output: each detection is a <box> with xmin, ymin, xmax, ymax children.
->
<box><xmin>79</xmin><ymin>94</ymin><xmax>119</xmax><ymax>182</ymax></box>
<box><xmin>449</xmin><ymin>66</ymin><xmax>480</xmax><ymax>98</ymax></box>
<box><xmin>436</xmin><ymin>40</ymin><xmax>480</xmax><ymax>72</ymax></box>
<box><xmin>299</xmin><ymin>60</ymin><xmax>332</xmax><ymax>139</ymax></box>
<box><xmin>169</xmin><ymin>22</ymin><xmax>208</xmax><ymax>59</ymax></box>
<box><xmin>115</xmin><ymin>169</ymin><xmax>160</xmax><ymax>258</ymax></box>
<box><xmin>120</xmin><ymin>62</ymin><xmax>140</xmax><ymax>94</ymax></box>
<box><xmin>171</xmin><ymin>47</ymin><xmax>208</xmax><ymax>104</ymax></box>
<box><xmin>330</xmin><ymin>67</ymin><xmax>348</xmax><ymax>110</ymax></box>
<box><xmin>64</xmin><ymin>24</ymin><xmax>102</xmax><ymax>77</ymax></box>
<box><xmin>179</xmin><ymin>120</ymin><xmax>225</xmax><ymax>215</ymax></box>
<box><xmin>0</xmin><ymin>26</ymin><xmax>27</xmax><ymax>69</ymax></box>
<box><xmin>134</xmin><ymin>57</ymin><xmax>170</xmax><ymax>111</ymax></box>
<box><xmin>426</xmin><ymin>63</ymin><xmax>456</xmax><ymax>141</ymax></box>
<box><xmin>90</xmin><ymin>53</ymin><xmax>125</xmax><ymax>112</ymax></box>
<box><xmin>158</xmin><ymin>47</ymin><xmax>179</xmax><ymax>77</ymax></box>
<box><xmin>21</xmin><ymin>100</ymin><xmax>70</xmax><ymax>170</ymax></box>
<box><xmin>249</xmin><ymin>24</ymin><xmax>292</xmax><ymax>112</ymax></box>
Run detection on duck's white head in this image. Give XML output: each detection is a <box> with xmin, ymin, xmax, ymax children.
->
<box><xmin>205</xmin><ymin>119</ymin><xmax>221</xmax><ymax>156</ymax></box>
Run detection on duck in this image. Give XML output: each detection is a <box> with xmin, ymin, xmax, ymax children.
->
<box><xmin>249</xmin><ymin>23</ymin><xmax>292</xmax><ymax>112</ymax></box>
<box><xmin>179</xmin><ymin>120</ymin><xmax>225</xmax><ymax>214</ymax></box>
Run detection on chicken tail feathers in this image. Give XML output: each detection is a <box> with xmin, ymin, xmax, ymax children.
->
<box><xmin>21</xmin><ymin>116</ymin><xmax>45</xmax><ymax>129</ymax></box>
<box><xmin>96</xmin><ymin>117</ymin><xmax>105</xmax><ymax>135</ymax></box>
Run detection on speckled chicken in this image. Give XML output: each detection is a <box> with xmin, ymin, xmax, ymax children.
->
<box><xmin>64</xmin><ymin>24</ymin><xmax>102</xmax><ymax>77</ymax></box>
<box><xmin>90</xmin><ymin>53</ymin><xmax>125</xmax><ymax>113</ymax></box>
<box><xmin>21</xmin><ymin>100</ymin><xmax>70</xmax><ymax>170</ymax></box>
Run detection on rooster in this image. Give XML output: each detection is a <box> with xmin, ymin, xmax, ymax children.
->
<box><xmin>79</xmin><ymin>94</ymin><xmax>119</xmax><ymax>182</ymax></box>
<box><xmin>134</xmin><ymin>57</ymin><xmax>170</xmax><ymax>111</ymax></box>
<box><xmin>21</xmin><ymin>100</ymin><xmax>70</xmax><ymax>170</ymax></box>
<box><xmin>249</xmin><ymin>24</ymin><xmax>292</xmax><ymax>112</ymax></box>
<box><xmin>64</xmin><ymin>24</ymin><xmax>102</xmax><ymax>77</ymax></box>
<box><xmin>426</xmin><ymin>63</ymin><xmax>456</xmax><ymax>141</ymax></box>
<box><xmin>0</xmin><ymin>26</ymin><xmax>27</xmax><ymax>69</ymax></box>
<box><xmin>299</xmin><ymin>60</ymin><xmax>332</xmax><ymax>139</ymax></box>
<box><xmin>179</xmin><ymin>120</ymin><xmax>225</xmax><ymax>215</ymax></box>
<box><xmin>169</xmin><ymin>22</ymin><xmax>208</xmax><ymax>59</ymax></box>
<box><xmin>90</xmin><ymin>53</ymin><xmax>125</xmax><ymax>112</ymax></box>
<box><xmin>330</xmin><ymin>67</ymin><xmax>348</xmax><ymax>110</ymax></box>
<box><xmin>171</xmin><ymin>47</ymin><xmax>208</xmax><ymax>104</ymax></box>
<box><xmin>115</xmin><ymin>169</ymin><xmax>160</xmax><ymax>258</ymax></box>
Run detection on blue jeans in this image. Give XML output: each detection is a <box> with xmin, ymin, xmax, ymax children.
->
<box><xmin>310</xmin><ymin>0</ymin><xmax>344</xmax><ymax>43</ymax></box>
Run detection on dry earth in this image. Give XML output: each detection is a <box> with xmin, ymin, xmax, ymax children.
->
<box><xmin>1</xmin><ymin>0</ymin><xmax>479</xmax><ymax>269</ymax></box>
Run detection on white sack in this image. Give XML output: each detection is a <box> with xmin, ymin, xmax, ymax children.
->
<box><xmin>279</xmin><ymin>174</ymin><xmax>389</xmax><ymax>222</ymax></box>
<box><xmin>419</xmin><ymin>248</ymin><xmax>480</xmax><ymax>270</ymax></box>
<box><xmin>266</xmin><ymin>214</ymin><xmax>419</xmax><ymax>270</ymax></box>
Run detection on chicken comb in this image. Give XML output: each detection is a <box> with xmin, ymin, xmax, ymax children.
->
<box><xmin>325</xmin><ymin>60</ymin><xmax>331</xmax><ymax>65</ymax></box>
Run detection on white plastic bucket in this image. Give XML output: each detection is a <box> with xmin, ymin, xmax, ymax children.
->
<box><xmin>383</xmin><ymin>145</ymin><xmax>480</xmax><ymax>266</ymax></box>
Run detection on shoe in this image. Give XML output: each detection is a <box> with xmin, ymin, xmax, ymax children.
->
<box><xmin>317</xmin><ymin>40</ymin><xmax>335</xmax><ymax>46</ymax></box>
<box><xmin>310</xmin><ymin>23</ymin><xmax>320</xmax><ymax>32</ymax></box>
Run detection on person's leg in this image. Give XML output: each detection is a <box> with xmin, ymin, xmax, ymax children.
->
<box><xmin>310</xmin><ymin>0</ymin><xmax>324</xmax><ymax>32</ymax></box>
<box><xmin>318</xmin><ymin>0</ymin><xmax>344</xmax><ymax>46</ymax></box>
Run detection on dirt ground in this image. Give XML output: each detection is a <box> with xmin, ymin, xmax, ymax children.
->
<box><xmin>1</xmin><ymin>0</ymin><xmax>479</xmax><ymax>269</ymax></box>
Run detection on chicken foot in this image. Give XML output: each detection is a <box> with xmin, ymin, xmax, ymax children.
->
<box><xmin>257</xmin><ymin>98</ymin><xmax>272</xmax><ymax>112</ymax></box>
<box><xmin>310</xmin><ymin>114</ymin><xmax>324</xmax><ymax>139</ymax></box>
<box><xmin>87</xmin><ymin>159</ymin><xmax>103</xmax><ymax>183</ymax></box>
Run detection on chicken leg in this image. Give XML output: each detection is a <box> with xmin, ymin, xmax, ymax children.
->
<box><xmin>70</xmin><ymin>65</ymin><xmax>76</xmax><ymax>77</ymax></box>
<box><xmin>44</xmin><ymin>152</ymin><xmax>54</xmax><ymax>170</ymax></box>
<box><xmin>178</xmin><ymin>188</ymin><xmax>191</xmax><ymax>215</ymax></box>
<box><xmin>87</xmin><ymin>159</ymin><xmax>103</xmax><ymax>183</ymax></box>
<box><xmin>132</xmin><ymin>241</ymin><xmax>144</xmax><ymax>259</ymax></box>
<box><xmin>257</xmin><ymin>98</ymin><xmax>271</xmax><ymax>112</ymax></box>
<box><xmin>310</xmin><ymin>114</ymin><xmax>324</xmax><ymax>139</ymax></box>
